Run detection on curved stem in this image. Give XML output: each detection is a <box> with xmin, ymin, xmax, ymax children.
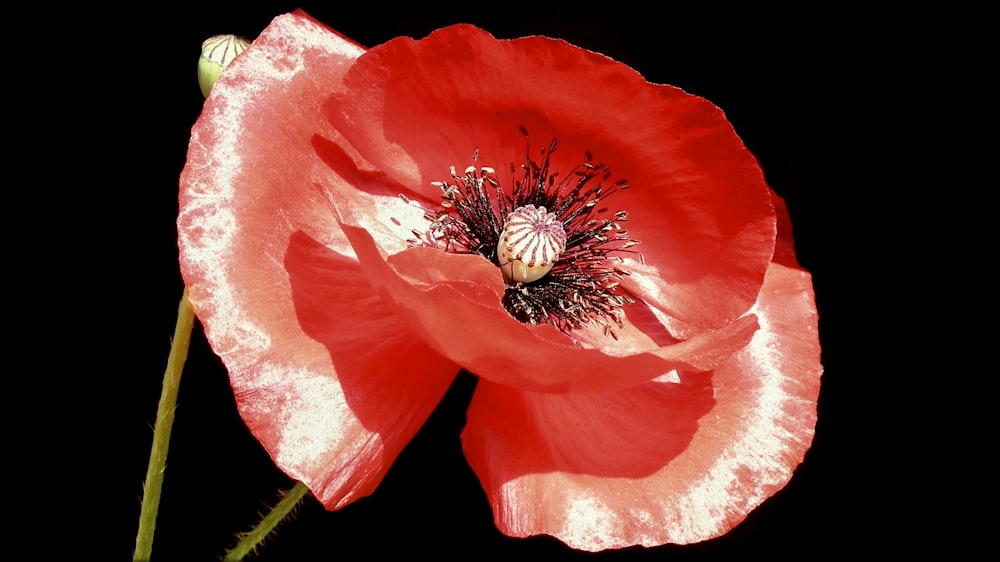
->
<box><xmin>134</xmin><ymin>289</ymin><xmax>195</xmax><ymax>562</ymax></box>
<box><xmin>224</xmin><ymin>481</ymin><xmax>311</xmax><ymax>561</ymax></box>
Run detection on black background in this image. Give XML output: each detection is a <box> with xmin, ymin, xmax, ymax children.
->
<box><xmin>95</xmin><ymin>2</ymin><xmax>901</xmax><ymax>560</ymax></box>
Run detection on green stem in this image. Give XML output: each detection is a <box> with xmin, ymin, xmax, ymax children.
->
<box><xmin>224</xmin><ymin>482</ymin><xmax>311</xmax><ymax>561</ymax></box>
<box><xmin>134</xmin><ymin>290</ymin><xmax>195</xmax><ymax>562</ymax></box>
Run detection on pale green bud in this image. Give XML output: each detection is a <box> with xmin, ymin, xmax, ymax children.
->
<box><xmin>198</xmin><ymin>34</ymin><xmax>250</xmax><ymax>98</ymax></box>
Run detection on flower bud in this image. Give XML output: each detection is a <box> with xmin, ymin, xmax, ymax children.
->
<box><xmin>198</xmin><ymin>34</ymin><xmax>250</xmax><ymax>97</ymax></box>
<box><xmin>497</xmin><ymin>205</ymin><xmax>567</xmax><ymax>284</ymax></box>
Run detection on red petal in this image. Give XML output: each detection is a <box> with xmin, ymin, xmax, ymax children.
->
<box><xmin>324</xmin><ymin>25</ymin><xmax>776</xmax><ymax>332</ymax></box>
<box><xmin>770</xmin><ymin>188</ymin><xmax>803</xmax><ymax>268</ymax></box>
<box><xmin>336</xmin><ymin>214</ymin><xmax>760</xmax><ymax>393</ymax></box>
<box><xmin>178</xmin><ymin>12</ymin><xmax>457</xmax><ymax>508</ymax></box>
<box><xmin>462</xmin><ymin>260</ymin><xmax>821</xmax><ymax>549</ymax></box>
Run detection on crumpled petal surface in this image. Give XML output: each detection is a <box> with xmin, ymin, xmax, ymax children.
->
<box><xmin>461</xmin><ymin>193</ymin><xmax>821</xmax><ymax>549</ymax></box>
<box><xmin>178</xmin><ymin>12</ymin><xmax>458</xmax><ymax>508</ymax></box>
<box><xmin>318</xmin><ymin>23</ymin><xmax>777</xmax><ymax>392</ymax></box>
<box><xmin>324</xmin><ymin>25</ymin><xmax>776</xmax><ymax>331</ymax></box>
<box><xmin>177</xmin><ymin>9</ymin><xmax>822</xmax><ymax>550</ymax></box>
<box><xmin>335</xmin><ymin>215</ymin><xmax>760</xmax><ymax>394</ymax></box>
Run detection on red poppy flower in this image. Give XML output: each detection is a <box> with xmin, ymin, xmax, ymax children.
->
<box><xmin>178</xmin><ymin>11</ymin><xmax>821</xmax><ymax>550</ymax></box>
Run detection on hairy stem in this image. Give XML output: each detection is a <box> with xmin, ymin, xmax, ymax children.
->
<box><xmin>134</xmin><ymin>290</ymin><xmax>195</xmax><ymax>562</ymax></box>
<box><xmin>224</xmin><ymin>481</ymin><xmax>311</xmax><ymax>561</ymax></box>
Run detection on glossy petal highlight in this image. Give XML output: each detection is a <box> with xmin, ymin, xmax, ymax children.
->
<box><xmin>177</xmin><ymin>10</ymin><xmax>821</xmax><ymax>550</ymax></box>
<box><xmin>178</xmin><ymin>12</ymin><xmax>458</xmax><ymax>507</ymax></box>
<box><xmin>312</xmin><ymin>23</ymin><xmax>777</xmax><ymax>392</ymax></box>
<box><xmin>335</xmin><ymin>214</ymin><xmax>760</xmax><ymax>393</ymax></box>
<box><xmin>461</xmin><ymin>259</ymin><xmax>821</xmax><ymax>549</ymax></box>
<box><xmin>324</xmin><ymin>25</ymin><xmax>777</xmax><ymax>334</ymax></box>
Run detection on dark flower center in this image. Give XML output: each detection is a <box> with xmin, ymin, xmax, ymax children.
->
<box><xmin>411</xmin><ymin>129</ymin><xmax>640</xmax><ymax>339</ymax></box>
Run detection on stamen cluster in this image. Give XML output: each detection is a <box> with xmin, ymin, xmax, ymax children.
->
<box><xmin>411</xmin><ymin>133</ymin><xmax>640</xmax><ymax>338</ymax></box>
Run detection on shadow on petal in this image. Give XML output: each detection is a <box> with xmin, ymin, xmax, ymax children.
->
<box><xmin>312</xmin><ymin>134</ymin><xmax>395</xmax><ymax>198</ymax></box>
<box><xmin>462</xmin><ymin>261</ymin><xmax>820</xmax><ymax>549</ymax></box>
<box><xmin>464</xmin><ymin>372</ymin><xmax>714</xmax><ymax>480</ymax></box>
<box><xmin>284</xmin><ymin>230</ymin><xmax>458</xmax><ymax>505</ymax></box>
